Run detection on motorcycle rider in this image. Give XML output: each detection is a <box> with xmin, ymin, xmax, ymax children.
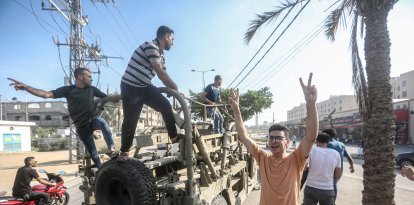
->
<box><xmin>12</xmin><ymin>157</ymin><xmax>55</xmax><ymax>205</ymax></box>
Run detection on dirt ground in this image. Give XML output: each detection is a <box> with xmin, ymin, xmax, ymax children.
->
<box><xmin>0</xmin><ymin>150</ymin><xmax>80</xmax><ymax>195</ymax></box>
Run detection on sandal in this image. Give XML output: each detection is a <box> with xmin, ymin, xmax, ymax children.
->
<box><xmin>117</xmin><ymin>151</ymin><xmax>129</xmax><ymax>162</ymax></box>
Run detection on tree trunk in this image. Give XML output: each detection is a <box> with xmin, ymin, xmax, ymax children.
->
<box><xmin>362</xmin><ymin>3</ymin><xmax>395</xmax><ymax>205</ymax></box>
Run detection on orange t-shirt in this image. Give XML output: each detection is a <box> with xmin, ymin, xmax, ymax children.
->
<box><xmin>251</xmin><ymin>144</ymin><xmax>306</xmax><ymax>205</ymax></box>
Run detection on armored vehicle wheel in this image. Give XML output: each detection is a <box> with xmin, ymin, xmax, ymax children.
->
<box><xmin>95</xmin><ymin>158</ymin><xmax>157</xmax><ymax>205</ymax></box>
<box><xmin>211</xmin><ymin>195</ymin><xmax>227</xmax><ymax>205</ymax></box>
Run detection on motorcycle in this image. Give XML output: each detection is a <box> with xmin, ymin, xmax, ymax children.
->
<box><xmin>0</xmin><ymin>169</ymin><xmax>69</xmax><ymax>205</ymax></box>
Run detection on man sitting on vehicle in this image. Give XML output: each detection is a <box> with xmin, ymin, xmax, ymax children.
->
<box><xmin>12</xmin><ymin>157</ymin><xmax>55</xmax><ymax>205</ymax></box>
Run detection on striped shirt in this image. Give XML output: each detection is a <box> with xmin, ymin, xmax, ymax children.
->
<box><xmin>122</xmin><ymin>40</ymin><xmax>166</xmax><ymax>87</ymax></box>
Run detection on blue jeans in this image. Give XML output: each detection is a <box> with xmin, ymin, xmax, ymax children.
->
<box><xmin>76</xmin><ymin>117</ymin><xmax>115</xmax><ymax>167</ymax></box>
<box><xmin>207</xmin><ymin>108</ymin><xmax>224</xmax><ymax>134</ymax></box>
<box><xmin>302</xmin><ymin>185</ymin><xmax>335</xmax><ymax>205</ymax></box>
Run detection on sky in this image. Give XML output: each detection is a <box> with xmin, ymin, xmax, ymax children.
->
<box><xmin>0</xmin><ymin>0</ymin><xmax>413</xmax><ymax>126</ymax></box>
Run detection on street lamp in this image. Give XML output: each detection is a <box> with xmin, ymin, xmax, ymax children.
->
<box><xmin>191</xmin><ymin>69</ymin><xmax>215</xmax><ymax>89</ymax></box>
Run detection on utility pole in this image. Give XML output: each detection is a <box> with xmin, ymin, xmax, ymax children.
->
<box><xmin>42</xmin><ymin>0</ymin><xmax>120</xmax><ymax>164</ymax></box>
<box><xmin>191</xmin><ymin>69</ymin><xmax>215</xmax><ymax>89</ymax></box>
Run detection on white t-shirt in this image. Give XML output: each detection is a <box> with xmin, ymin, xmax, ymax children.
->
<box><xmin>306</xmin><ymin>146</ymin><xmax>341</xmax><ymax>190</ymax></box>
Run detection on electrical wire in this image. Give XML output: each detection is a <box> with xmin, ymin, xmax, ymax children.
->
<box><xmin>57</xmin><ymin>45</ymin><xmax>71</xmax><ymax>83</ymax></box>
<box><xmin>48</xmin><ymin>11</ymin><xmax>68</xmax><ymax>36</ymax></box>
<box><xmin>113</xmin><ymin>3</ymin><xmax>139</xmax><ymax>44</ymax></box>
<box><xmin>13</xmin><ymin>0</ymin><xmax>65</xmax><ymax>35</ymax></box>
<box><xmin>240</xmin><ymin>20</ymin><xmax>324</xmax><ymax>90</ymax></box>
<box><xmin>233</xmin><ymin>0</ymin><xmax>311</xmax><ymax>88</ymax></box>
<box><xmin>103</xmin><ymin>3</ymin><xmax>136</xmax><ymax>47</ymax></box>
<box><xmin>29</xmin><ymin>0</ymin><xmax>52</xmax><ymax>34</ymax></box>
<box><xmin>105</xmin><ymin>64</ymin><xmax>123</xmax><ymax>77</ymax></box>
<box><xmin>227</xmin><ymin>3</ymin><xmax>298</xmax><ymax>88</ymax></box>
<box><xmin>90</xmin><ymin>1</ymin><xmax>133</xmax><ymax>53</ymax></box>
<box><xmin>242</xmin><ymin>23</ymin><xmax>324</xmax><ymax>91</ymax></box>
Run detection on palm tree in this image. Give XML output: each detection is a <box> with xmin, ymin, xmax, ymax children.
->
<box><xmin>245</xmin><ymin>0</ymin><xmax>398</xmax><ymax>204</ymax></box>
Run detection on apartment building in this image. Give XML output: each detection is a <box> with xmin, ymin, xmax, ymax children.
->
<box><xmin>391</xmin><ymin>70</ymin><xmax>414</xmax><ymax>99</ymax></box>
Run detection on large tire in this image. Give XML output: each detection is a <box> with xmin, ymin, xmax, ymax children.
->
<box><xmin>95</xmin><ymin>158</ymin><xmax>157</xmax><ymax>205</ymax></box>
<box><xmin>211</xmin><ymin>195</ymin><xmax>227</xmax><ymax>205</ymax></box>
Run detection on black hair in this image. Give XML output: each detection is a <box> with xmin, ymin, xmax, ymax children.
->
<box><xmin>24</xmin><ymin>156</ymin><xmax>35</xmax><ymax>166</ymax></box>
<box><xmin>73</xmin><ymin>67</ymin><xmax>91</xmax><ymax>79</ymax></box>
<box><xmin>268</xmin><ymin>124</ymin><xmax>290</xmax><ymax>133</ymax></box>
<box><xmin>322</xmin><ymin>128</ymin><xmax>337</xmax><ymax>140</ymax></box>
<box><xmin>214</xmin><ymin>75</ymin><xmax>222</xmax><ymax>81</ymax></box>
<box><xmin>317</xmin><ymin>132</ymin><xmax>331</xmax><ymax>144</ymax></box>
<box><xmin>156</xmin><ymin>26</ymin><xmax>174</xmax><ymax>39</ymax></box>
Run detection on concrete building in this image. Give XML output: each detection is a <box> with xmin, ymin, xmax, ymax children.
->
<box><xmin>1</xmin><ymin>100</ymin><xmax>69</xmax><ymax>128</ymax></box>
<box><xmin>0</xmin><ymin>121</ymin><xmax>36</xmax><ymax>152</ymax></box>
<box><xmin>391</xmin><ymin>70</ymin><xmax>414</xmax><ymax>99</ymax></box>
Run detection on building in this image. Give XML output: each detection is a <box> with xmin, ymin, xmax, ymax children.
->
<box><xmin>1</xmin><ymin>100</ymin><xmax>69</xmax><ymax>128</ymax></box>
<box><xmin>286</xmin><ymin>96</ymin><xmax>414</xmax><ymax>145</ymax></box>
<box><xmin>391</xmin><ymin>70</ymin><xmax>414</xmax><ymax>99</ymax></box>
<box><xmin>0</xmin><ymin>121</ymin><xmax>36</xmax><ymax>152</ymax></box>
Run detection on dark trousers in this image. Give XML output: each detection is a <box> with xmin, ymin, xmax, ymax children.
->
<box><xmin>302</xmin><ymin>185</ymin><xmax>335</xmax><ymax>205</ymax></box>
<box><xmin>76</xmin><ymin>117</ymin><xmax>115</xmax><ymax>167</ymax></box>
<box><xmin>29</xmin><ymin>192</ymin><xmax>50</xmax><ymax>205</ymax></box>
<box><xmin>120</xmin><ymin>83</ymin><xmax>177</xmax><ymax>152</ymax></box>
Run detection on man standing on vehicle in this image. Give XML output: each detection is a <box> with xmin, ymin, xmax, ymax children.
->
<box><xmin>118</xmin><ymin>26</ymin><xmax>182</xmax><ymax>161</ymax></box>
<box><xmin>228</xmin><ymin>73</ymin><xmax>318</xmax><ymax>205</ymax></box>
<box><xmin>8</xmin><ymin>67</ymin><xmax>118</xmax><ymax>168</ymax></box>
<box><xmin>200</xmin><ymin>75</ymin><xmax>224</xmax><ymax>134</ymax></box>
<box><xmin>12</xmin><ymin>157</ymin><xmax>55</xmax><ymax>205</ymax></box>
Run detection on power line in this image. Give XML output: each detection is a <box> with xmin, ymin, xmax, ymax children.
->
<box><xmin>113</xmin><ymin>3</ymin><xmax>139</xmax><ymax>44</ymax></box>
<box><xmin>13</xmin><ymin>0</ymin><xmax>65</xmax><ymax>36</ymax></box>
<box><xmin>48</xmin><ymin>11</ymin><xmax>68</xmax><ymax>36</ymax></box>
<box><xmin>233</xmin><ymin>0</ymin><xmax>311</xmax><ymax>88</ymax></box>
<box><xmin>242</xmin><ymin>22</ymin><xmax>324</xmax><ymax>91</ymax></box>
<box><xmin>91</xmin><ymin>1</ymin><xmax>133</xmax><ymax>53</ymax></box>
<box><xmin>103</xmin><ymin>3</ymin><xmax>136</xmax><ymax>47</ymax></box>
<box><xmin>227</xmin><ymin>3</ymin><xmax>297</xmax><ymax>88</ymax></box>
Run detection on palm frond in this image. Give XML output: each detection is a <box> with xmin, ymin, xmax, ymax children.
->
<box><xmin>324</xmin><ymin>0</ymin><xmax>356</xmax><ymax>42</ymax></box>
<box><xmin>244</xmin><ymin>0</ymin><xmax>307</xmax><ymax>45</ymax></box>
<box><xmin>349</xmin><ymin>12</ymin><xmax>369</xmax><ymax>117</ymax></box>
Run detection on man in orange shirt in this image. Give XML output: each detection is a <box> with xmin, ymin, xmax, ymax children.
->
<box><xmin>229</xmin><ymin>73</ymin><xmax>318</xmax><ymax>205</ymax></box>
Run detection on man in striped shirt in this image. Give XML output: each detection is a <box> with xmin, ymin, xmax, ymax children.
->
<box><xmin>118</xmin><ymin>26</ymin><xmax>181</xmax><ymax>161</ymax></box>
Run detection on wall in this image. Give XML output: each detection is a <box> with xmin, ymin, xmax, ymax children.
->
<box><xmin>0</xmin><ymin>121</ymin><xmax>36</xmax><ymax>152</ymax></box>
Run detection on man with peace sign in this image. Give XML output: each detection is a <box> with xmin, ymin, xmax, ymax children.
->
<box><xmin>228</xmin><ymin>73</ymin><xmax>318</xmax><ymax>205</ymax></box>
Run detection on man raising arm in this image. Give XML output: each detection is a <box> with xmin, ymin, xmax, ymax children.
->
<box><xmin>228</xmin><ymin>73</ymin><xmax>318</xmax><ymax>205</ymax></box>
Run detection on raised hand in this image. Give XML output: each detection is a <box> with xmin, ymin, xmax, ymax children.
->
<box><xmin>228</xmin><ymin>88</ymin><xmax>240</xmax><ymax>111</ymax></box>
<box><xmin>7</xmin><ymin>77</ymin><xmax>27</xmax><ymax>91</ymax></box>
<box><xmin>299</xmin><ymin>73</ymin><xmax>317</xmax><ymax>103</ymax></box>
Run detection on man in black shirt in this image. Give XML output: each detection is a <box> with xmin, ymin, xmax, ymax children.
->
<box><xmin>12</xmin><ymin>157</ymin><xmax>55</xmax><ymax>204</ymax></box>
<box><xmin>8</xmin><ymin>67</ymin><xmax>119</xmax><ymax>167</ymax></box>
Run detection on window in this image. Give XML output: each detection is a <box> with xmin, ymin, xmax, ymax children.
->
<box><xmin>402</xmin><ymin>81</ymin><xmax>406</xmax><ymax>87</ymax></box>
<box><xmin>62</xmin><ymin>115</ymin><xmax>69</xmax><ymax>121</ymax></box>
<box><xmin>28</xmin><ymin>103</ymin><xmax>40</xmax><ymax>109</ymax></box>
<box><xmin>13</xmin><ymin>104</ymin><xmax>21</xmax><ymax>110</ymax></box>
<box><xmin>29</xmin><ymin>115</ymin><xmax>40</xmax><ymax>121</ymax></box>
<box><xmin>402</xmin><ymin>91</ymin><xmax>407</xmax><ymax>97</ymax></box>
<box><xmin>398</xmin><ymin>95</ymin><xmax>400</xmax><ymax>99</ymax></box>
<box><xmin>339</xmin><ymin>107</ymin><xmax>342</xmax><ymax>111</ymax></box>
<box><xmin>45</xmin><ymin>115</ymin><xmax>52</xmax><ymax>120</ymax></box>
<box><xmin>15</xmin><ymin>116</ymin><xmax>22</xmax><ymax>121</ymax></box>
<box><xmin>45</xmin><ymin>103</ymin><xmax>52</xmax><ymax>108</ymax></box>
<box><xmin>63</xmin><ymin>103</ymin><xmax>68</xmax><ymax>109</ymax></box>
<box><xmin>397</xmin><ymin>86</ymin><xmax>400</xmax><ymax>91</ymax></box>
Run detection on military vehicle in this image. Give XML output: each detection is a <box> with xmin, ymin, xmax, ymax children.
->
<box><xmin>78</xmin><ymin>87</ymin><xmax>258</xmax><ymax>205</ymax></box>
